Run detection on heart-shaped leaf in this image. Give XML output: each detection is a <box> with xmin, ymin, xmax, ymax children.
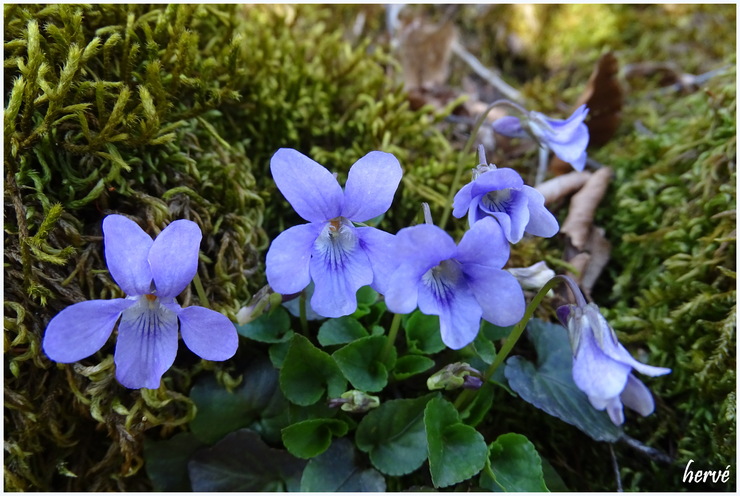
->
<box><xmin>300</xmin><ymin>438</ymin><xmax>386</xmax><ymax>491</ymax></box>
<box><xmin>279</xmin><ymin>333</ymin><xmax>347</xmax><ymax>406</ymax></box>
<box><xmin>236</xmin><ymin>306</ymin><xmax>292</xmax><ymax>343</ymax></box>
<box><xmin>424</xmin><ymin>397</ymin><xmax>488</xmax><ymax>488</ymax></box>
<box><xmin>332</xmin><ymin>335</ymin><xmax>396</xmax><ymax>392</ymax></box>
<box><xmin>393</xmin><ymin>354</ymin><xmax>435</xmax><ymax>380</ymax></box>
<box><xmin>504</xmin><ymin>318</ymin><xmax>623</xmax><ymax>442</ymax></box>
<box><xmin>480</xmin><ymin>433</ymin><xmax>549</xmax><ymax>492</ymax></box>
<box><xmin>318</xmin><ymin>316</ymin><xmax>369</xmax><ymax>346</ymax></box>
<box><xmin>281</xmin><ymin>418</ymin><xmax>348</xmax><ymax>459</ymax></box>
<box><xmin>404</xmin><ymin>311</ymin><xmax>445</xmax><ymax>355</ymax></box>
<box><xmin>356</xmin><ymin>393</ymin><xmax>436</xmax><ymax>476</ymax></box>
<box><xmin>144</xmin><ymin>433</ymin><xmax>205</xmax><ymax>491</ymax></box>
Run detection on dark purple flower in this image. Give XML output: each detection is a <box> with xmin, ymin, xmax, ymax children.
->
<box><xmin>43</xmin><ymin>215</ymin><xmax>238</xmax><ymax>389</ymax></box>
<box><xmin>492</xmin><ymin>104</ymin><xmax>589</xmax><ymax>172</ymax></box>
<box><xmin>557</xmin><ymin>302</ymin><xmax>671</xmax><ymax>425</ymax></box>
<box><xmin>452</xmin><ymin>163</ymin><xmax>558</xmax><ymax>243</ymax></box>
<box><xmin>384</xmin><ymin>217</ymin><xmax>525</xmax><ymax>350</ymax></box>
<box><xmin>265</xmin><ymin>148</ymin><xmax>402</xmax><ymax>318</ymax></box>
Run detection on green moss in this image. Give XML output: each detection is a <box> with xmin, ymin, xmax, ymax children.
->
<box><xmin>4</xmin><ymin>4</ymin><xmax>455</xmax><ymax>490</ymax></box>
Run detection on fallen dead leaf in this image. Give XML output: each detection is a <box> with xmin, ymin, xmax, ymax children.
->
<box><xmin>564</xmin><ymin>226</ymin><xmax>612</xmax><ymax>300</ymax></box>
<box><xmin>535</xmin><ymin>171</ymin><xmax>593</xmax><ymax>206</ymax></box>
<box><xmin>574</xmin><ymin>51</ymin><xmax>623</xmax><ymax>148</ymax></box>
<box><xmin>560</xmin><ymin>167</ymin><xmax>614</xmax><ymax>250</ymax></box>
<box><xmin>397</xmin><ymin>18</ymin><xmax>457</xmax><ymax>91</ymax></box>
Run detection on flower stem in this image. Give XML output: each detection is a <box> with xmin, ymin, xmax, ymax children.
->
<box><xmin>381</xmin><ymin>313</ymin><xmax>403</xmax><ymax>365</ymax></box>
<box><xmin>535</xmin><ymin>145</ymin><xmax>550</xmax><ymax>186</ymax></box>
<box><xmin>192</xmin><ymin>273</ymin><xmax>209</xmax><ymax>307</ymax></box>
<box><xmin>438</xmin><ymin>99</ymin><xmax>527</xmax><ymax>230</ymax></box>
<box><xmin>454</xmin><ymin>275</ymin><xmax>569</xmax><ymax>411</ymax></box>
<box><xmin>299</xmin><ymin>291</ymin><xmax>308</xmax><ymax>335</ymax></box>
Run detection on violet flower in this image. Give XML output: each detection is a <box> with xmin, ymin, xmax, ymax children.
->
<box><xmin>384</xmin><ymin>217</ymin><xmax>525</xmax><ymax>350</ymax></box>
<box><xmin>43</xmin><ymin>215</ymin><xmax>238</xmax><ymax>389</ymax></box>
<box><xmin>492</xmin><ymin>104</ymin><xmax>589</xmax><ymax>172</ymax></box>
<box><xmin>452</xmin><ymin>146</ymin><xmax>558</xmax><ymax>243</ymax></box>
<box><xmin>265</xmin><ymin>148</ymin><xmax>401</xmax><ymax>318</ymax></box>
<box><xmin>557</xmin><ymin>302</ymin><xmax>671</xmax><ymax>426</ymax></box>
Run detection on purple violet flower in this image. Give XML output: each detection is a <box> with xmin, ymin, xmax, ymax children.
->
<box><xmin>384</xmin><ymin>217</ymin><xmax>525</xmax><ymax>350</ymax></box>
<box><xmin>265</xmin><ymin>148</ymin><xmax>402</xmax><ymax>318</ymax></box>
<box><xmin>557</xmin><ymin>302</ymin><xmax>671</xmax><ymax>425</ymax></box>
<box><xmin>452</xmin><ymin>154</ymin><xmax>559</xmax><ymax>243</ymax></box>
<box><xmin>43</xmin><ymin>215</ymin><xmax>238</xmax><ymax>389</ymax></box>
<box><xmin>492</xmin><ymin>104</ymin><xmax>589</xmax><ymax>171</ymax></box>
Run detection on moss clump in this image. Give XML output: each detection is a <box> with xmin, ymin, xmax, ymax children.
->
<box><xmin>595</xmin><ymin>69</ymin><xmax>736</xmax><ymax>491</ymax></box>
<box><xmin>4</xmin><ymin>4</ymin><xmax>455</xmax><ymax>490</ymax></box>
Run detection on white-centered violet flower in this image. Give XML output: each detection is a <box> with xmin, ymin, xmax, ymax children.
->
<box><xmin>265</xmin><ymin>148</ymin><xmax>402</xmax><ymax>318</ymax></box>
<box><xmin>384</xmin><ymin>216</ymin><xmax>525</xmax><ymax>350</ymax></box>
<box><xmin>452</xmin><ymin>147</ymin><xmax>559</xmax><ymax>243</ymax></box>
<box><xmin>43</xmin><ymin>215</ymin><xmax>238</xmax><ymax>389</ymax></box>
<box><xmin>557</xmin><ymin>302</ymin><xmax>671</xmax><ymax>426</ymax></box>
<box><xmin>492</xmin><ymin>104</ymin><xmax>589</xmax><ymax>172</ymax></box>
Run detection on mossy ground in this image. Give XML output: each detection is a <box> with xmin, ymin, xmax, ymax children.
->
<box><xmin>4</xmin><ymin>4</ymin><xmax>736</xmax><ymax>491</ymax></box>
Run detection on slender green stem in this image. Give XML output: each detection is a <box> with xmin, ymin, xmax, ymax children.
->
<box><xmin>298</xmin><ymin>291</ymin><xmax>308</xmax><ymax>335</ymax></box>
<box><xmin>438</xmin><ymin>99</ymin><xmax>527</xmax><ymax>230</ymax></box>
<box><xmin>192</xmin><ymin>273</ymin><xmax>209</xmax><ymax>307</ymax></box>
<box><xmin>454</xmin><ymin>275</ymin><xmax>573</xmax><ymax>410</ymax></box>
<box><xmin>381</xmin><ymin>313</ymin><xmax>403</xmax><ymax>365</ymax></box>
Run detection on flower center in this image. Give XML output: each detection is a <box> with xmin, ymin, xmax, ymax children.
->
<box><xmin>481</xmin><ymin>188</ymin><xmax>512</xmax><ymax>213</ymax></box>
<box><xmin>422</xmin><ymin>259</ymin><xmax>461</xmax><ymax>304</ymax></box>
<box><xmin>315</xmin><ymin>217</ymin><xmax>358</xmax><ymax>270</ymax></box>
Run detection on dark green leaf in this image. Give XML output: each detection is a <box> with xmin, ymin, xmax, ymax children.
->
<box><xmin>504</xmin><ymin>318</ymin><xmax>623</xmax><ymax>442</ymax></box>
<box><xmin>188</xmin><ymin>429</ymin><xmax>306</xmax><ymax>491</ymax></box>
<box><xmin>144</xmin><ymin>432</ymin><xmax>205</xmax><ymax>491</ymax></box>
<box><xmin>332</xmin><ymin>335</ymin><xmax>396</xmax><ymax>392</ymax></box>
<box><xmin>281</xmin><ymin>418</ymin><xmax>348</xmax><ymax>459</ymax></box>
<box><xmin>236</xmin><ymin>306</ymin><xmax>292</xmax><ymax>343</ymax></box>
<box><xmin>279</xmin><ymin>333</ymin><xmax>346</xmax><ymax>406</ymax></box>
<box><xmin>301</xmin><ymin>438</ymin><xmax>386</xmax><ymax>491</ymax></box>
<box><xmin>480</xmin><ymin>433</ymin><xmax>548</xmax><ymax>492</ymax></box>
<box><xmin>472</xmin><ymin>329</ymin><xmax>497</xmax><ymax>365</ymax></box>
<box><xmin>424</xmin><ymin>397</ymin><xmax>488</xmax><ymax>488</ymax></box>
<box><xmin>356</xmin><ymin>393</ymin><xmax>437</xmax><ymax>476</ymax></box>
<box><xmin>268</xmin><ymin>339</ymin><xmax>292</xmax><ymax>368</ymax></box>
<box><xmin>318</xmin><ymin>316</ymin><xmax>369</xmax><ymax>346</ymax></box>
<box><xmin>356</xmin><ymin>285</ymin><xmax>379</xmax><ymax>306</ymax></box>
<box><xmin>189</xmin><ymin>357</ymin><xmax>281</xmax><ymax>444</ymax></box>
<box><xmin>393</xmin><ymin>354</ymin><xmax>435</xmax><ymax>380</ymax></box>
<box><xmin>404</xmin><ymin>311</ymin><xmax>445</xmax><ymax>355</ymax></box>
<box><xmin>459</xmin><ymin>382</ymin><xmax>495</xmax><ymax>427</ymax></box>
<box><xmin>481</xmin><ymin>321</ymin><xmax>514</xmax><ymax>341</ymax></box>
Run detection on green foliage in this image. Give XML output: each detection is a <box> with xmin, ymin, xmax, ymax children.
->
<box><xmin>300</xmin><ymin>438</ymin><xmax>386</xmax><ymax>492</ymax></box>
<box><xmin>279</xmin><ymin>333</ymin><xmax>347</xmax><ymax>406</ymax></box>
<box><xmin>281</xmin><ymin>418</ymin><xmax>349</xmax><ymax>459</ymax></box>
<box><xmin>480</xmin><ymin>433</ymin><xmax>549</xmax><ymax>492</ymax></box>
<box><xmin>332</xmin><ymin>335</ymin><xmax>397</xmax><ymax>392</ymax></box>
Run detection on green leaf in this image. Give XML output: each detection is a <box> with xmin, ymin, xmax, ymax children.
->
<box><xmin>404</xmin><ymin>311</ymin><xmax>445</xmax><ymax>355</ymax></box>
<box><xmin>356</xmin><ymin>393</ymin><xmax>437</xmax><ymax>476</ymax></box>
<box><xmin>424</xmin><ymin>397</ymin><xmax>488</xmax><ymax>488</ymax></box>
<box><xmin>318</xmin><ymin>316</ymin><xmax>368</xmax><ymax>346</ymax></box>
<box><xmin>189</xmin><ymin>357</ymin><xmax>282</xmax><ymax>444</ymax></box>
<box><xmin>459</xmin><ymin>382</ymin><xmax>495</xmax><ymax>427</ymax></box>
<box><xmin>393</xmin><ymin>354</ymin><xmax>435</xmax><ymax>380</ymax></box>
<box><xmin>351</xmin><ymin>286</ymin><xmax>379</xmax><ymax>319</ymax></box>
<box><xmin>281</xmin><ymin>418</ymin><xmax>348</xmax><ymax>459</ymax></box>
<box><xmin>236</xmin><ymin>306</ymin><xmax>292</xmax><ymax>343</ymax></box>
<box><xmin>504</xmin><ymin>319</ymin><xmax>623</xmax><ymax>442</ymax></box>
<box><xmin>188</xmin><ymin>429</ymin><xmax>306</xmax><ymax>491</ymax></box>
<box><xmin>480</xmin><ymin>433</ymin><xmax>549</xmax><ymax>492</ymax></box>
<box><xmin>144</xmin><ymin>432</ymin><xmax>205</xmax><ymax>491</ymax></box>
<box><xmin>268</xmin><ymin>339</ymin><xmax>292</xmax><ymax>369</ymax></box>
<box><xmin>472</xmin><ymin>329</ymin><xmax>496</xmax><ymax>365</ymax></box>
<box><xmin>332</xmin><ymin>335</ymin><xmax>396</xmax><ymax>392</ymax></box>
<box><xmin>301</xmin><ymin>438</ymin><xmax>386</xmax><ymax>491</ymax></box>
<box><xmin>279</xmin><ymin>333</ymin><xmax>346</xmax><ymax>406</ymax></box>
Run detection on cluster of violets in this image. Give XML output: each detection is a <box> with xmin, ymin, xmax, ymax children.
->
<box><xmin>43</xmin><ymin>105</ymin><xmax>668</xmax><ymax>425</ymax></box>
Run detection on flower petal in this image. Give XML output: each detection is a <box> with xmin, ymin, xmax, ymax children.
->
<box><xmin>620</xmin><ymin>374</ymin><xmax>655</xmax><ymax>417</ymax></box>
<box><xmin>309</xmin><ymin>225</ymin><xmax>373</xmax><ymax>318</ymax></box>
<box><xmin>43</xmin><ymin>298</ymin><xmax>134</xmax><ymax>363</ymax></box>
<box><xmin>149</xmin><ymin>219</ymin><xmax>202</xmax><ymax>298</ymax></box>
<box><xmin>271</xmin><ymin>148</ymin><xmax>343</xmax><ymax>222</ymax></box>
<box><xmin>464</xmin><ymin>265</ymin><xmax>525</xmax><ymax>327</ymax></box>
<box><xmin>385</xmin><ymin>264</ymin><xmax>424</xmax><ymax>314</ymax></box>
<box><xmin>456</xmin><ymin>217</ymin><xmax>510</xmax><ymax>269</ymax></box>
<box><xmin>103</xmin><ymin>214</ymin><xmax>154</xmax><ymax>295</ymax></box>
<box><xmin>418</xmin><ymin>277</ymin><xmax>482</xmax><ymax>350</ymax></box>
<box><xmin>355</xmin><ymin>226</ymin><xmax>397</xmax><ymax>294</ymax></box>
<box><xmin>451</xmin><ymin>181</ymin><xmax>475</xmax><ymax>218</ymax></box>
<box><xmin>604</xmin><ymin>396</ymin><xmax>625</xmax><ymax>425</ymax></box>
<box><xmin>521</xmin><ymin>186</ymin><xmax>559</xmax><ymax>238</ymax></box>
<box><xmin>341</xmin><ymin>151</ymin><xmax>402</xmax><ymax>222</ymax></box>
<box><xmin>572</xmin><ymin>329</ymin><xmax>631</xmax><ymax>404</ymax></box>
<box><xmin>470</xmin><ymin>168</ymin><xmax>524</xmax><ymax>199</ymax></box>
<box><xmin>266</xmin><ymin>223</ymin><xmax>321</xmax><ymax>295</ymax></box>
<box><xmin>543</xmin><ymin>105</ymin><xmax>589</xmax><ymax>142</ymax></box>
<box><xmin>492</xmin><ymin>115</ymin><xmax>527</xmax><ymax>138</ymax></box>
<box><xmin>396</xmin><ymin>224</ymin><xmax>457</xmax><ymax>273</ymax></box>
<box><xmin>477</xmin><ymin>188</ymin><xmax>531</xmax><ymax>243</ymax></box>
<box><xmin>548</xmin><ymin>135</ymin><xmax>588</xmax><ymax>171</ymax></box>
<box><xmin>178</xmin><ymin>306</ymin><xmax>238</xmax><ymax>361</ymax></box>
<box><xmin>114</xmin><ymin>298</ymin><xmax>180</xmax><ymax>389</ymax></box>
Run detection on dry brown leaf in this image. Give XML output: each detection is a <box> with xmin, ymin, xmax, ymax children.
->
<box><xmin>567</xmin><ymin>226</ymin><xmax>612</xmax><ymax>300</ymax></box>
<box><xmin>397</xmin><ymin>18</ymin><xmax>457</xmax><ymax>91</ymax></box>
<box><xmin>560</xmin><ymin>167</ymin><xmax>613</xmax><ymax>250</ymax></box>
<box><xmin>535</xmin><ymin>171</ymin><xmax>593</xmax><ymax>206</ymax></box>
<box><xmin>575</xmin><ymin>51</ymin><xmax>623</xmax><ymax>149</ymax></box>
